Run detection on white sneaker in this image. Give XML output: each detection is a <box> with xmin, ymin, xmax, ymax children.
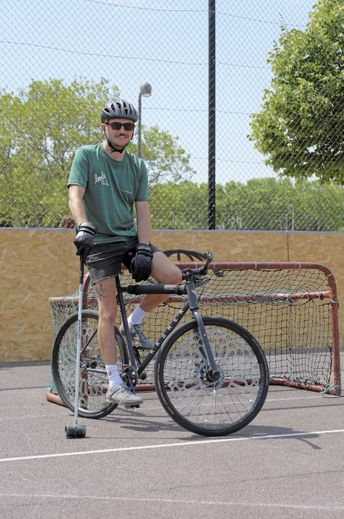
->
<box><xmin>106</xmin><ymin>383</ymin><xmax>143</xmax><ymax>407</ymax></box>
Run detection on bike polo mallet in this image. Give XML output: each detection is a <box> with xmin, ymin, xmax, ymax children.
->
<box><xmin>65</xmin><ymin>256</ymin><xmax>87</xmax><ymax>439</ymax></box>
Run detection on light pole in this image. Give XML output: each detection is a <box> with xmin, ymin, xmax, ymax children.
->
<box><xmin>137</xmin><ymin>82</ymin><xmax>152</xmax><ymax>158</ymax></box>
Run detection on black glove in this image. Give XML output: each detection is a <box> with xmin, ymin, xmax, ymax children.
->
<box><xmin>74</xmin><ymin>221</ymin><xmax>97</xmax><ymax>260</ymax></box>
<box><xmin>130</xmin><ymin>243</ymin><xmax>153</xmax><ymax>282</ymax></box>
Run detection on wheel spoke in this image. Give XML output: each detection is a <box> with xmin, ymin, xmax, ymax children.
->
<box><xmin>51</xmin><ymin>311</ymin><xmax>126</xmax><ymax>419</ymax></box>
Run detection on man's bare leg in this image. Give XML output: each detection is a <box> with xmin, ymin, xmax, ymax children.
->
<box><xmin>94</xmin><ymin>277</ymin><xmax>118</xmax><ymax>365</ymax></box>
<box><xmin>95</xmin><ymin>276</ymin><xmax>143</xmax><ymax>405</ymax></box>
<box><xmin>124</xmin><ymin>252</ymin><xmax>183</xmax><ymax>350</ymax></box>
<box><xmin>139</xmin><ymin>251</ymin><xmax>183</xmax><ymax>312</ymax></box>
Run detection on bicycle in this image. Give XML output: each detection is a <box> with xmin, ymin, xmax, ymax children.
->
<box><xmin>51</xmin><ymin>252</ymin><xmax>269</xmax><ymax>437</ymax></box>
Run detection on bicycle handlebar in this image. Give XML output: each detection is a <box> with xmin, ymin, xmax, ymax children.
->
<box><xmin>126</xmin><ymin>284</ymin><xmax>187</xmax><ymax>296</ymax></box>
<box><xmin>123</xmin><ymin>251</ymin><xmax>214</xmax><ymax>296</ymax></box>
<box><xmin>182</xmin><ymin>250</ymin><xmax>213</xmax><ymax>279</ymax></box>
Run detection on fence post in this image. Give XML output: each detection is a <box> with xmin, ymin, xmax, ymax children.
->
<box><xmin>208</xmin><ymin>0</ymin><xmax>216</xmax><ymax>230</ymax></box>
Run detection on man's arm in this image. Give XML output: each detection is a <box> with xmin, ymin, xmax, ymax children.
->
<box><xmin>129</xmin><ymin>201</ymin><xmax>153</xmax><ymax>282</ymax></box>
<box><xmin>68</xmin><ymin>185</ymin><xmax>96</xmax><ymax>259</ymax></box>
<box><xmin>68</xmin><ymin>185</ymin><xmax>87</xmax><ymax>226</ymax></box>
<box><xmin>135</xmin><ymin>200</ymin><xmax>151</xmax><ymax>244</ymax></box>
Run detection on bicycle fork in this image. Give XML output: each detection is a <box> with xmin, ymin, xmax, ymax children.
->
<box><xmin>186</xmin><ymin>281</ymin><xmax>221</xmax><ymax>384</ymax></box>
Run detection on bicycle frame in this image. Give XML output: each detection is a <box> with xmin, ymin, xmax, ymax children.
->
<box><xmin>115</xmin><ymin>265</ymin><xmax>219</xmax><ymax>382</ymax></box>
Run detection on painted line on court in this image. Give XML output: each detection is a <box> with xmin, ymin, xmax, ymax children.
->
<box><xmin>1</xmin><ymin>428</ymin><xmax>344</xmax><ymax>463</ymax></box>
<box><xmin>0</xmin><ymin>492</ymin><xmax>343</xmax><ymax>511</ymax></box>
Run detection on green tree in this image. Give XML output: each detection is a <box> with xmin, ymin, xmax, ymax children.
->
<box><xmin>135</xmin><ymin>126</ymin><xmax>195</xmax><ymax>184</ymax></box>
<box><xmin>149</xmin><ymin>181</ymin><xmax>208</xmax><ymax>229</ymax></box>
<box><xmin>249</xmin><ymin>0</ymin><xmax>344</xmax><ymax>184</ymax></box>
<box><xmin>0</xmin><ymin>78</ymin><xmax>118</xmax><ymax>226</ymax></box>
<box><xmin>0</xmin><ymin>79</ymin><xmax>195</xmax><ymax>227</ymax></box>
<box><xmin>149</xmin><ymin>178</ymin><xmax>344</xmax><ymax>231</ymax></box>
<box><xmin>217</xmin><ymin>178</ymin><xmax>344</xmax><ymax>231</ymax></box>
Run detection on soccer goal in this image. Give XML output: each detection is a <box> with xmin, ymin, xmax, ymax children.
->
<box><xmin>48</xmin><ymin>261</ymin><xmax>341</xmax><ymax>398</ymax></box>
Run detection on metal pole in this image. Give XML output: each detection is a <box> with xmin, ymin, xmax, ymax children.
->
<box><xmin>208</xmin><ymin>0</ymin><xmax>216</xmax><ymax>230</ymax></box>
<box><xmin>137</xmin><ymin>93</ymin><xmax>142</xmax><ymax>158</ymax></box>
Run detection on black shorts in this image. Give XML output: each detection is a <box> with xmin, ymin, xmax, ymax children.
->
<box><xmin>86</xmin><ymin>238</ymin><xmax>159</xmax><ymax>284</ymax></box>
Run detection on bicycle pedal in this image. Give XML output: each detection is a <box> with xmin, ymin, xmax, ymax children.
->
<box><xmin>124</xmin><ymin>403</ymin><xmax>141</xmax><ymax>409</ymax></box>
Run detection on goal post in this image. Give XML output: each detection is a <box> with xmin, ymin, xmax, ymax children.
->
<box><xmin>48</xmin><ymin>261</ymin><xmax>341</xmax><ymax>400</ymax></box>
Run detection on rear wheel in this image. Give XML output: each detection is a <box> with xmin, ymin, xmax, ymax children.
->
<box><xmin>51</xmin><ymin>310</ymin><xmax>128</xmax><ymax>419</ymax></box>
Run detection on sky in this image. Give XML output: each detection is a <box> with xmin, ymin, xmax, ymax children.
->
<box><xmin>0</xmin><ymin>0</ymin><xmax>317</xmax><ymax>184</ymax></box>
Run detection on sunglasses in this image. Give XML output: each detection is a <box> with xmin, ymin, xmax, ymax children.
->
<box><xmin>105</xmin><ymin>121</ymin><xmax>135</xmax><ymax>131</ymax></box>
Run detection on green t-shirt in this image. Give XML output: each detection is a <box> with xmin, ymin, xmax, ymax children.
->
<box><xmin>68</xmin><ymin>144</ymin><xmax>149</xmax><ymax>244</ymax></box>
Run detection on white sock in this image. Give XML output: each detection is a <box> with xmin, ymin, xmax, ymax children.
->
<box><xmin>105</xmin><ymin>364</ymin><xmax>122</xmax><ymax>387</ymax></box>
<box><xmin>127</xmin><ymin>305</ymin><xmax>148</xmax><ymax>327</ymax></box>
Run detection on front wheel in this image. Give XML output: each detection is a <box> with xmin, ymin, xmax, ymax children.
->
<box><xmin>155</xmin><ymin>317</ymin><xmax>269</xmax><ymax>436</ymax></box>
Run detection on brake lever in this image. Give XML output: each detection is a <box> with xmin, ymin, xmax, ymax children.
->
<box><xmin>199</xmin><ymin>251</ymin><xmax>214</xmax><ymax>275</ymax></box>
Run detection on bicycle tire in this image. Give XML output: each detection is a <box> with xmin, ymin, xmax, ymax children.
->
<box><xmin>51</xmin><ymin>310</ymin><xmax>128</xmax><ymax>419</ymax></box>
<box><xmin>155</xmin><ymin>317</ymin><xmax>269</xmax><ymax>436</ymax></box>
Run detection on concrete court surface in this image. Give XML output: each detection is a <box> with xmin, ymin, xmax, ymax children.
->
<box><xmin>0</xmin><ymin>361</ymin><xmax>343</xmax><ymax>519</ymax></box>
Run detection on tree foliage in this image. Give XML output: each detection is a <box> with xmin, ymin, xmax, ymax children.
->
<box><xmin>149</xmin><ymin>178</ymin><xmax>344</xmax><ymax>231</ymax></box>
<box><xmin>0</xmin><ymin>78</ymin><xmax>194</xmax><ymax>227</ymax></box>
<box><xmin>135</xmin><ymin>126</ymin><xmax>195</xmax><ymax>184</ymax></box>
<box><xmin>250</xmin><ymin>0</ymin><xmax>344</xmax><ymax>184</ymax></box>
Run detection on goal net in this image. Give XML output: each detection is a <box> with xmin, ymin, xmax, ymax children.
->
<box><xmin>48</xmin><ymin>261</ymin><xmax>341</xmax><ymax>400</ymax></box>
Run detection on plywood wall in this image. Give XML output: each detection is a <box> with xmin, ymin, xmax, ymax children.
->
<box><xmin>0</xmin><ymin>229</ymin><xmax>342</xmax><ymax>362</ymax></box>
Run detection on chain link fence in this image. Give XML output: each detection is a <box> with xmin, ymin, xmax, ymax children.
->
<box><xmin>0</xmin><ymin>0</ymin><xmax>343</xmax><ymax>230</ymax></box>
